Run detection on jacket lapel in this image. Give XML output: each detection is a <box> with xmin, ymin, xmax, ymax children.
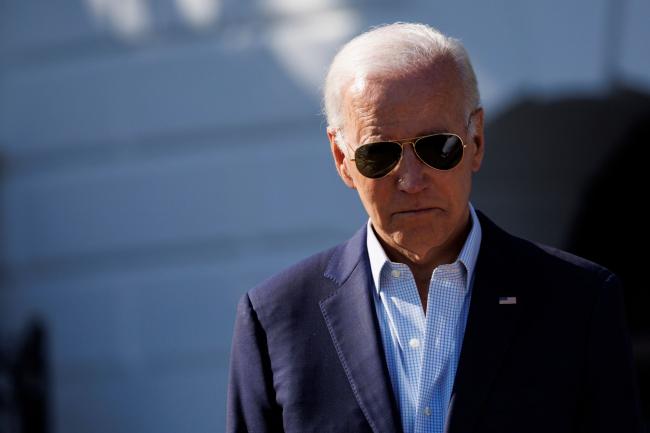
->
<box><xmin>446</xmin><ymin>211</ymin><xmax>523</xmax><ymax>433</ymax></box>
<box><xmin>319</xmin><ymin>225</ymin><xmax>402</xmax><ymax>433</ymax></box>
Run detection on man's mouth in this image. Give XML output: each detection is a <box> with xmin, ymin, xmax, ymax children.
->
<box><xmin>394</xmin><ymin>207</ymin><xmax>439</xmax><ymax>216</ymax></box>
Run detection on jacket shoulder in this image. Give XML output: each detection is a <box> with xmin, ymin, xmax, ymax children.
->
<box><xmin>246</xmin><ymin>241</ymin><xmax>343</xmax><ymax>310</ymax></box>
<box><xmin>478</xmin><ymin>210</ymin><xmax>617</xmax><ymax>286</ymax></box>
<box><xmin>534</xmin><ymin>242</ymin><xmax>615</xmax><ymax>279</ymax></box>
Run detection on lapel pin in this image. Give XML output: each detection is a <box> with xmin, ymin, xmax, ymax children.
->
<box><xmin>499</xmin><ymin>296</ymin><xmax>517</xmax><ymax>305</ymax></box>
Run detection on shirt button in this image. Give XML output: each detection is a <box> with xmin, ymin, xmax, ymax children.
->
<box><xmin>409</xmin><ymin>338</ymin><xmax>420</xmax><ymax>348</ymax></box>
<box><xmin>423</xmin><ymin>406</ymin><xmax>431</xmax><ymax>416</ymax></box>
<box><xmin>391</xmin><ymin>269</ymin><xmax>401</xmax><ymax>278</ymax></box>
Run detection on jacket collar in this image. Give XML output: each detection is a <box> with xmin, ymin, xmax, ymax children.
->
<box><xmin>445</xmin><ymin>210</ymin><xmax>523</xmax><ymax>433</ymax></box>
<box><xmin>319</xmin><ymin>210</ymin><xmax>523</xmax><ymax>433</ymax></box>
<box><xmin>320</xmin><ymin>224</ymin><xmax>403</xmax><ymax>433</ymax></box>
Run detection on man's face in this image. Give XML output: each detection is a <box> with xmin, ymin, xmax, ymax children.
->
<box><xmin>328</xmin><ymin>59</ymin><xmax>485</xmax><ymax>265</ymax></box>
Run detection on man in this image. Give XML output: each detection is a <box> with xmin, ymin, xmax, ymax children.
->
<box><xmin>227</xmin><ymin>23</ymin><xmax>643</xmax><ymax>433</ymax></box>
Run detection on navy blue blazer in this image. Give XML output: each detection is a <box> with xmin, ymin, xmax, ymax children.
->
<box><xmin>227</xmin><ymin>211</ymin><xmax>644</xmax><ymax>433</ymax></box>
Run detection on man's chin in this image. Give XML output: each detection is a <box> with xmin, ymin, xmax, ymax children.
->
<box><xmin>389</xmin><ymin>235</ymin><xmax>446</xmax><ymax>259</ymax></box>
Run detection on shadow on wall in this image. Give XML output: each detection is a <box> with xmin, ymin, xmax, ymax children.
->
<box><xmin>0</xmin><ymin>320</ymin><xmax>49</xmax><ymax>433</ymax></box>
<box><xmin>479</xmin><ymin>87</ymin><xmax>650</xmax><ymax>245</ymax></box>
<box><xmin>568</xmin><ymin>110</ymin><xmax>650</xmax><ymax>423</ymax></box>
<box><xmin>483</xmin><ymin>86</ymin><xmax>650</xmax><ymax>424</ymax></box>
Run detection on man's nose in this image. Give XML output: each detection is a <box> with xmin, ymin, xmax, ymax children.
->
<box><xmin>394</xmin><ymin>143</ymin><xmax>429</xmax><ymax>193</ymax></box>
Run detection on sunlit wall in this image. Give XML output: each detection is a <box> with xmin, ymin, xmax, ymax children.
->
<box><xmin>1</xmin><ymin>1</ymin><xmax>648</xmax><ymax>432</ymax></box>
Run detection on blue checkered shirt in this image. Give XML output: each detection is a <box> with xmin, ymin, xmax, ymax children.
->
<box><xmin>367</xmin><ymin>203</ymin><xmax>482</xmax><ymax>433</ymax></box>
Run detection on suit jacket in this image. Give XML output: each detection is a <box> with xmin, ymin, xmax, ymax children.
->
<box><xmin>227</xmin><ymin>211</ymin><xmax>644</xmax><ymax>433</ymax></box>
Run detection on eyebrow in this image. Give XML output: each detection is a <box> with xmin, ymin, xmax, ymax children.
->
<box><xmin>415</xmin><ymin>128</ymin><xmax>448</xmax><ymax>137</ymax></box>
<box><xmin>359</xmin><ymin>127</ymin><xmax>451</xmax><ymax>145</ymax></box>
<box><xmin>385</xmin><ymin>129</ymin><xmax>449</xmax><ymax>142</ymax></box>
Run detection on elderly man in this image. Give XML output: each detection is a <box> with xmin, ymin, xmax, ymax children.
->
<box><xmin>227</xmin><ymin>23</ymin><xmax>643</xmax><ymax>433</ymax></box>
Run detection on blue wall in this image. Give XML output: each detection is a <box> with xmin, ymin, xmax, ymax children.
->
<box><xmin>1</xmin><ymin>0</ymin><xmax>648</xmax><ymax>431</ymax></box>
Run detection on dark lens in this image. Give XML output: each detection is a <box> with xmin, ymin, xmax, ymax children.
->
<box><xmin>414</xmin><ymin>134</ymin><xmax>464</xmax><ymax>170</ymax></box>
<box><xmin>355</xmin><ymin>141</ymin><xmax>402</xmax><ymax>178</ymax></box>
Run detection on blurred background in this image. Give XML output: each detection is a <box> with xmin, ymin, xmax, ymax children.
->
<box><xmin>0</xmin><ymin>0</ymin><xmax>649</xmax><ymax>432</ymax></box>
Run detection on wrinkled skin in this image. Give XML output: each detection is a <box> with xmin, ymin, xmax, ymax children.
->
<box><xmin>328</xmin><ymin>57</ymin><xmax>485</xmax><ymax>301</ymax></box>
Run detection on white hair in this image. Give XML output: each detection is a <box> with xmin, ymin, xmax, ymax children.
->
<box><xmin>323</xmin><ymin>22</ymin><xmax>481</xmax><ymax>147</ymax></box>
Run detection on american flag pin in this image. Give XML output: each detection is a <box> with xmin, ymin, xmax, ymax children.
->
<box><xmin>499</xmin><ymin>296</ymin><xmax>517</xmax><ymax>305</ymax></box>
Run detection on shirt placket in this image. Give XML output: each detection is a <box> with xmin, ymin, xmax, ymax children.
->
<box><xmin>414</xmin><ymin>263</ymin><xmax>466</xmax><ymax>433</ymax></box>
<box><xmin>381</xmin><ymin>262</ymin><xmax>426</xmax><ymax>433</ymax></box>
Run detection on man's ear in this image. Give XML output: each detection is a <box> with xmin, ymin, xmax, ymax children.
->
<box><xmin>327</xmin><ymin>127</ymin><xmax>356</xmax><ymax>189</ymax></box>
<box><xmin>468</xmin><ymin>108</ymin><xmax>485</xmax><ymax>173</ymax></box>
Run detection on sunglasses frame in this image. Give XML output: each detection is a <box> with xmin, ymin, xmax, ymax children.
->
<box><xmin>345</xmin><ymin>132</ymin><xmax>467</xmax><ymax>179</ymax></box>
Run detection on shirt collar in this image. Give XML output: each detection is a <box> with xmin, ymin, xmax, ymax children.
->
<box><xmin>366</xmin><ymin>202</ymin><xmax>482</xmax><ymax>294</ymax></box>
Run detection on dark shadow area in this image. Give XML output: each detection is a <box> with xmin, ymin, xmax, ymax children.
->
<box><xmin>483</xmin><ymin>86</ymin><xmax>650</xmax><ymax>424</ymax></box>
<box><xmin>476</xmin><ymin>88</ymin><xmax>650</xmax><ymax>251</ymax></box>
<box><xmin>485</xmin><ymin>87</ymin><xmax>650</xmax><ymax>180</ymax></box>
<box><xmin>0</xmin><ymin>320</ymin><xmax>49</xmax><ymax>433</ymax></box>
<box><xmin>568</xmin><ymin>110</ymin><xmax>650</xmax><ymax>423</ymax></box>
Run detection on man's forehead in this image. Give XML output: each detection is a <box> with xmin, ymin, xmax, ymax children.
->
<box><xmin>346</xmin><ymin>69</ymin><xmax>461</xmax><ymax>111</ymax></box>
<box><xmin>347</xmin><ymin>62</ymin><xmax>461</xmax><ymax>106</ymax></box>
<box><xmin>350</xmin><ymin>74</ymin><xmax>368</xmax><ymax>96</ymax></box>
<box><xmin>341</xmin><ymin>64</ymin><xmax>466</xmax><ymax>143</ymax></box>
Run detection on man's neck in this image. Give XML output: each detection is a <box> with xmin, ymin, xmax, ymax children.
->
<box><xmin>378</xmin><ymin>212</ymin><xmax>472</xmax><ymax>311</ymax></box>
<box><xmin>380</xmin><ymin>211</ymin><xmax>471</xmax><ymax>268</ymax></box>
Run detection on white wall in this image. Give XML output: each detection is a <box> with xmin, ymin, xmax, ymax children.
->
<box><xmin>1</xmin><ymin>0</ymin><xmax>648</xmax><ymax>432</ymax></box>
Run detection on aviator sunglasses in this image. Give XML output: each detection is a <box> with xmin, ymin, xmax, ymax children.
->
<box><xmin>345</xmin><ymin>132</ymin><xmax>467</xmax><ymax>179</ymax></box>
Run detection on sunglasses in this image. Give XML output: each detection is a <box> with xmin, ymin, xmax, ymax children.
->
<box><xmin>346</xmin><ymin>132</ymin><xmax>467</xmax><ymax>179</ymax></box>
